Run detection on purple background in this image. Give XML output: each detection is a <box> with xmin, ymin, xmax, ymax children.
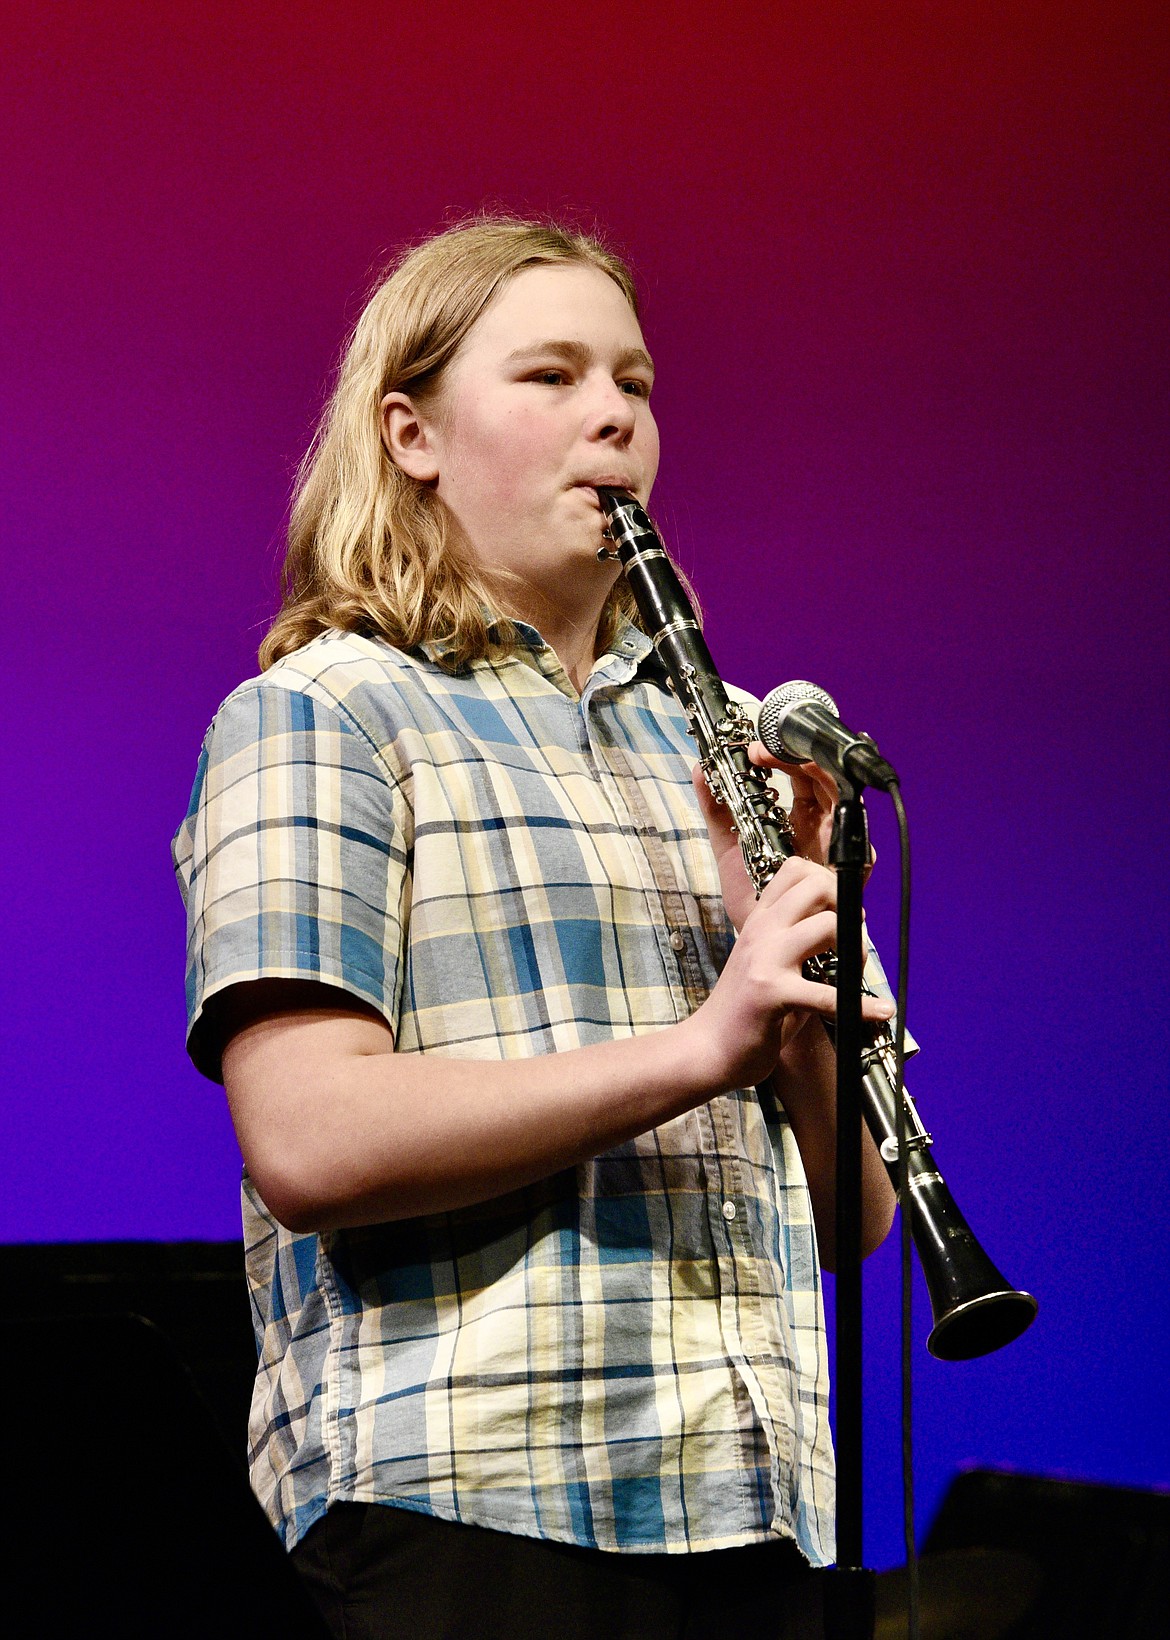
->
<box><xmin>4</xmin><ymin>2</ymin><xmax>1167</xmax><ymax>1567</ymax></box>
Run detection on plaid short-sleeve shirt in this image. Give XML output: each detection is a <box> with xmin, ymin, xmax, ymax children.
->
<box><xmin>173</xmin><ymin>622</ymin><xmax>837</xmax><ymax>1563</ymax></box>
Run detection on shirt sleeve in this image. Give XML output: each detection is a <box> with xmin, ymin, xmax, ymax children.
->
<box><xmin>172</xmin><ymin>678</ymin><xmax>410</xmax><ymax>1081</ymax></box>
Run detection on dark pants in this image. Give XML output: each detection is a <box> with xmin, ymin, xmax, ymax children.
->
<box><xmin>291</xmin><ymin>1502</ymin><xmax>826</xmax><ymax>1640</ymax></box>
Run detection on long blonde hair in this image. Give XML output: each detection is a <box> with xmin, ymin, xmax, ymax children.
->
<box><xmin>260</xmin><ymin>217</ymin><xmax>652</xmax><ymax>671</ymax></box>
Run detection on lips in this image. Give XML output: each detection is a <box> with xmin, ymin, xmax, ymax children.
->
<box><xmin>573</xmin><ymin>478</ymin><xmax>636</xmax><ymax>496</ymax></box>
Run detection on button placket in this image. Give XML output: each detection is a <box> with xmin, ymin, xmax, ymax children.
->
<box><xmin>585</xmin><ymin>703</ymin><xmax>710</xmax><ymax>1015</ymax></box>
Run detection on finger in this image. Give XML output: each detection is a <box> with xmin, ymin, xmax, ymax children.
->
<box><xmin>863</xmin><ymin>994</ymin><xmax>897</xmax><ymax>1022</ymax></box>
<box><xmin>748</xmin><ymin>742</ymin><xmax>834</xmax><ymax>790</ymax></box>
<box><xmin>746</xmin><ymin>740</ymin><xmax>804</xmax><ymax>773</ymax></box>
<box><xmin>780</xmin><ymin>976</ymin><xmax>845</xmax><ymax>1016</ymax></box>
<box><xmin>805</xmin><ymin>764</ymin><xmax>841</xmax><ymax>812</ymax></box>
<box><xmin>778</xmin><ymin>909</ymin><xmax>841</xmax><ymax>967</ymax></box>
<box><xmin>775</xmin><ymin>758</ymin><xmax>878</xmax><ymax>873</ymax></box>
<box><xmin>755</xmin><ymin>862</ymin><xmax>874</xmax><ymax>955</ymax></box>
<box><xmin>787</xmin><ymin>793</ymin><xmax>832</xmax><ymax>866</ymax></box>
<box><xmin>746</xmin><ymin>896</ymin><xmax>878</xmax><ymax>993</ymax></box>
<box><xmin>746</xmin><ymin>748</ymin><xmax>837</xmax><ymax>864</ymax></box>
<box><xmin>762</xmin><ymin>870</ymin><xmax>839</xmax><ymax>928</ymax></box>
<box><xmin>754</xmin><ymin>854</ymin><xmax>834</xmax><ymax>909</ymax></box>
<box><xmin>781</xmin><ymin>759</ymin><xmax>839</xmax><ymax>814</ymax></box>
<box><xmin>779</xmin><ymin>976</ymin><xmax>896</xmax><ymax>1023</ymax></box>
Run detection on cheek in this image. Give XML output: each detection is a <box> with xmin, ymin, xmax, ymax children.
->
<box><xmin>475</xmin><ymin>411</ymin><xmax>559</xmax><ymax>503</ymax></box>
<box><xmin>640</xmin><ymin>414</ymin><xmax>661</xmax><ymax>488</ymax></box>
<box><xmin>439</xmin><ymin>382</ymin><xmax>565</xmax><ymax>513</ymax></box>
<box><xmin>443</xmin><ymin>418</ymin><xmax>511</xmax><ymax>499</ymax></box>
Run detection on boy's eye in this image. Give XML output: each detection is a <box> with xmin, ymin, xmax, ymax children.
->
<box><xmin>532</xmin><ymin>369</ymin><xmax>567</xmax><ymax>385</ymax></box>
<box><xmin>620</xmin><ymin>379</ymin><xmax>651</xmax><ymax>398</ymax></box>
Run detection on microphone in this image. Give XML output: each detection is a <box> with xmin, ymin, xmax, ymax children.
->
<box><xmin>757</xmin><ymin>680</ymin><xmax>900</xmax><ymax>792</ymax></box>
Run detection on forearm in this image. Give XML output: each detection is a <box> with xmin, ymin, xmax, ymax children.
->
<box><xmin>222</xmin><ymin>858</ymin><xmax>895</xmax><ymax>1236</ymax></box>
<box><xmin>771</xmin><ymin>1012</ymin><xmax>897</xmax><ymax>1266</ymax></box>
<box><xmin>226</xmin><ymin>1007</ymin><xmax>722</xmax><ymax>1233</ymax></box>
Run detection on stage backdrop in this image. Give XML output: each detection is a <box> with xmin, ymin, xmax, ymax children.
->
<box><xmin>4</xmin><ymin>1</ymin><xmax>1166</xmax><ymax>1568</ymax></box>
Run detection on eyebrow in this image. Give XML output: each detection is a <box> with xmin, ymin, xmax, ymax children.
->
<box><xmin>504</xmin><ymin>339</ymin><xmax>655</xmax><ymax>380</ymax></box>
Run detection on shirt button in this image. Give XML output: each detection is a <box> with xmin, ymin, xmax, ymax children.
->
<box><xmin>722</xmin><ymin>1201</ymin><xmax>737</xmax><ymax>1221</ymax></box>
<box><xmin>669</xmin><ymin>930</ymin><xmax>686</xmax><ymax>951</ymax></box>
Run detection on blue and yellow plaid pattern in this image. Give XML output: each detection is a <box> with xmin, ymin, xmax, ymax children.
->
<box><xmin>173</xmin><ymin>622</ymin><xmax>837</xmax><ymax>1563</ymax></box>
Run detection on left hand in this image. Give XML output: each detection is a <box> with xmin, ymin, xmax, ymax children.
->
<box><xmin>692</xmin><ymin>747</ymin><xmax>871</xmax><ymax>935</ymax></box>
<box><xmin>754</xmin><ymin>745</ymin><xmax>877</xmax><ymax>884</ymax></box>
<box><xmin>746</xmin><ymin>742</ymin><xmax>838</xmax><ymax>866</ymax></box>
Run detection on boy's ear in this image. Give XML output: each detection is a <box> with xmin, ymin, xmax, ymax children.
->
<box><xmin>381</xmin><ymin>392</ymin><xmax>440</xmax><ymax>482</ymax></box>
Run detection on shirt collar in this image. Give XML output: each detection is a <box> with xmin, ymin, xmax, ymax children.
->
<box><xmin>415</xmin><ymin>613</ymin><xmax>657</xmax><ymax>684</ymax></box>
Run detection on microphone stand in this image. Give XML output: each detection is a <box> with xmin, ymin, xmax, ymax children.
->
<box><xmin>825</xmin><ymin>780</ymin><xmax>875</xmax><ymax>1640</ymax></box>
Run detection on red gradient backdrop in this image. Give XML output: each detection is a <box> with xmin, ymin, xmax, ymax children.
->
<box><xmin>3</xmin><ymin>1</ymin><xmax>1167</xmax><ymax>1566</ymax></box>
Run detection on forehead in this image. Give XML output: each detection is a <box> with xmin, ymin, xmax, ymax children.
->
<box><xmin>458</xmin><ymin>262</ymin><xmax>645</xmax><ymax>359</ymax></box>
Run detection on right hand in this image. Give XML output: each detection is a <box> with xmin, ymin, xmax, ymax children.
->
<box><xmin>687</xmin><ymin>855</ymin><xmax>894</xmax><ymax>1092</ymax></box>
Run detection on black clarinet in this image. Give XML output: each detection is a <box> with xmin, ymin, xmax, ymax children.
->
<box><xmin>596</xmin><ymin>487</ymin><xmax>1036</xmax><ymax>1361</ymax></box>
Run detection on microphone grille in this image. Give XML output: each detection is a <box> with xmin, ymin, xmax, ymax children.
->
<box><xmin>758</xmin><ymin>680</ymin><xmax>839</xmax><ymax>754</ymax></box>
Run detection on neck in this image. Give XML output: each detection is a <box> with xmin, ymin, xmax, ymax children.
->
<box><xmin>500</xmin><ymin>570</ymin><xmax>619</xmax><ymax>694</ymax></box>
